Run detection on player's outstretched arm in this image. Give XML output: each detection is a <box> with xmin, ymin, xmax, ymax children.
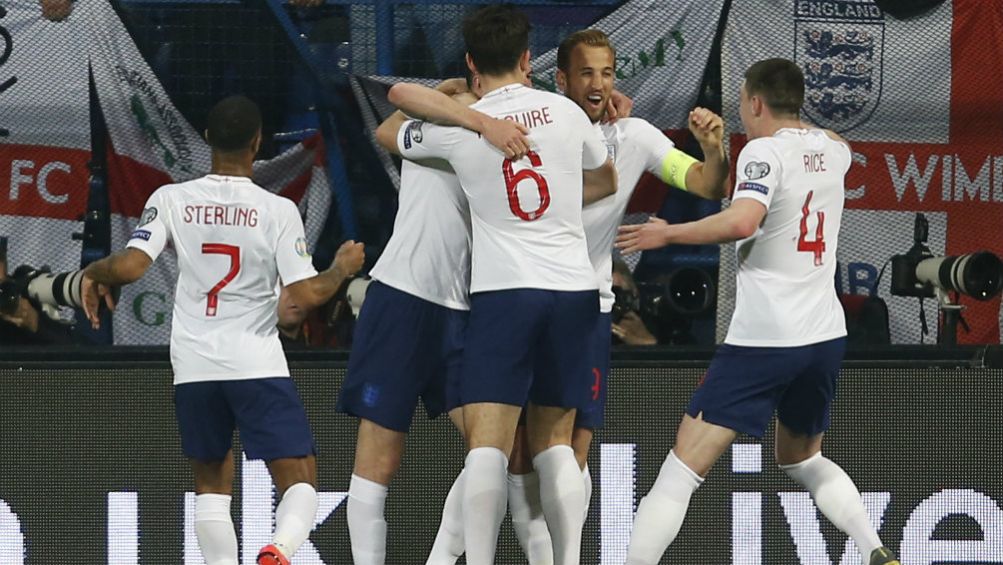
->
<box><xmin>284</xmin><ymin>240</ymin><xmax>365</xmax><ymax>311</ymax></box>
<box><xmin>81</xmin><ymin>248</ymin><xmax>151</xmax><ymax>328</ymax></box>
<box><xmin>83</xmin><ymin>248</ymin><xmax>153</xmax><ymax>287</ymax></box>
<box><xmin>615</xmin><ymin>199</ymin><xmax>765</xmax><ymax>253</ymax></box>
<box><xmin>583</xmin><ymin>158</ymin><xmax>618</xmax><ymax>204</ymax></box>
<box><xmin>683</xmin><ymin>107</ymin><xmax>730</xmax><ymax>200</ymax></box>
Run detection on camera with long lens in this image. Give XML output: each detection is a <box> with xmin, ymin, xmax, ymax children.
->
<box><xmin>0</xmin><ymin>236</ymin><xmax>95</xmax><ymax>318</ymax></box>
<box><xmin>633</xmin><ymin>267</ymin><xmax>716</xmax><ymax>344</ymax></box>
<box><xmin>890</xmin><ymin>214</ymin><xmax>1003</xmax><ymax>301</ymax></box>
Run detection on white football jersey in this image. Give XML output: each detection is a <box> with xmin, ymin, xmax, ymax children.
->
<box><xmin>127</xmin><ymin>174</ymin><xmax>318</xmax><ymax>384</ymax></box>
<box><xmin>725</xmin><ymin>128</ymin><xmax>850</xmax><ymax>346</ymax></box>
<box><xmin>396</xmin><ymin>83</ymin><xmax>607</xmax><ymax>293</ymax></box>
<box><xmin>583</xmin><ymin>118</ymin><xmax>676</xmax><ymax>312</ymax></box>
<box><xmin>370</xmin><ymin>159</ymin><xmax>472</xmax><ymax>310</ymax></box>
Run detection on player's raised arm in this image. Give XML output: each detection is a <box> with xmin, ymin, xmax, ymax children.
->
<box><xmin>681</xmin><ymin>107</ymin><xmax>729</xmax><ymax>199</ymax></box>
<box><xmin>378</xmin><ymin>81</ymin><xmax>530</xmax><ymax>159</ymax></box>
<box><xmin>284</xmin><ymin>240</ymin><xmax>365</xmax><ymax>310</ymax></box>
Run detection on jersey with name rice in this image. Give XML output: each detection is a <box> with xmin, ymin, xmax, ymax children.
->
<box><xmin>726</xmin><ymin>128</ymin><xmax>850</xmax><ymax>347</ymax></box>
<box><xmin>396</xmin><ymin>83</ymin><xmax>607</xmax><ymax>293</ymax></box>
<box><xmin>583</xmin><ymin>118</ymin><xmax>676</xmax><ymax>313</ymax></box>
<box><xmin>127</xmin><ymin>174</ymin><xmax>318</xmax><ymax>384</ymax></box>
<box><xmin>369</xmin><ymin>159</ymin><xmax>471</xmax><ymax>310</ymax></box>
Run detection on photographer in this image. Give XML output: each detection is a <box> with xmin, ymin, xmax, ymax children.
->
<box><xmin>611</xmin><ymin>259</ymin><xmax>657</xmax><ymax>346</ymax></box>
<box><xmin>0</xmin><ymin>239</ymin><xmax>81</xmax><ymax>345</ymax></box>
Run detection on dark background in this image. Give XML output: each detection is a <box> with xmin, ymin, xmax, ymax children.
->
<box><xmin>1</xmin><ymin>347</ymin><xmax>1001</xmax><ymax>564</ymax></box>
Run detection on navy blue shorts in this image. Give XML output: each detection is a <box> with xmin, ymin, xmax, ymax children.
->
<box><xmin>687</xmin><ymin>337</ymin><xmax>847</xmax><ymax>438</ymax></box>
<box><xmin>174</xmin><ymin>377</ymin><xmax>315</xmax><ymax>462</ymax></box>
<box><xmin>460</xmin><ymin>289</ymin><xmax>598</xmax><ymax>410</ymax></box>
<box><xmin>337</xmin><ymin>281</ymin><xmax>468</xmax><ymax>432</ymax></box>
<box><xmin>575</xmin><ymin>312</ymin><xmax>612</xmax><ymax>430</ymax></box>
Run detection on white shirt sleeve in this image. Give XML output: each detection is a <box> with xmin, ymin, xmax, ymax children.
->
<box><xmin>631</xmin><ymin>119</ymin><xmax>677</xmax><ymax>176</ymax></box>
<box><xmin>575</xmin><ymin>104</ymin><xmax>608</xmax><ymax>171</ymax></box>
<box><xmin>275</xmin><ymin>199</ymin><xmax>319</xmax><ymax>286</ymax></box>
<box><xmin>732</xmin><ymin>140</ymin><xmax>782</xmax><ymax>210</ymax></box>
<box><xmin>397</xmin><ymin>119</ymin><xmax>463</xmax><ymax>162</ymax></box>
<box><xmin>126</xmin><ymin>188</ymin><xmax>170</xmax><ymax>262</ymax></box>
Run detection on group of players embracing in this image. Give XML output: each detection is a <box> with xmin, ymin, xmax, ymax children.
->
<box><xmin>81</xmin><ymin>4</ymin><xmax>901</xmax><ymax>565</ymax></box>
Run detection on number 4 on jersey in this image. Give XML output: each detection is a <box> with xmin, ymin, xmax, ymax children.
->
<box><xmin>798</xmin><ymin>191</ymin><xmax>825</xmax><ymax>266</ymax></box>
<box><xmin>201</xmin><ymin>243</ymin><xmax>240</xmax><ymax>316</ymax></box>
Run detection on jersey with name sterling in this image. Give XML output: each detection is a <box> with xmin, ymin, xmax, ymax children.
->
<box><xmin>397</xmin><ymin>83</ymin><xmax>608</xmax><ymax>294</ymax></box>
<box><xmin>127</xmin><ymin>174</ymin><xmax>317</xmax><ymax>384</ymax></box>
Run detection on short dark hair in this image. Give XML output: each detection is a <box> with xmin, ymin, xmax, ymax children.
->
<box><xmin>557</xmin><ymin>29</ymin><xmax>616</xmax><ymax>72</ymax></box>
<box><xmin>744</xmin><ymin>58</ymin><xmax>804</xmax><ymax>117</ymax></box>
<box><xmin>462</xmin><ymin>4</ymin><xmax>531</xmax><ymax>77</ymax></box>
<box><xmin>205</xmin><ymin>95</ymin><xmax>262</xmax><ymax>152</ymax></box>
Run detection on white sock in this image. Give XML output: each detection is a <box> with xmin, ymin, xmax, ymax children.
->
<box><xmin>508</xmin><ymin>472</ymin><xmax>554</xmax><ymax>565</ymax></box>
<box><xmin>626</xmin><ymin>450</ymin><xmax>703</xmax><ymax>565</ymax></box>
<box><xmin>533</xmin><ymin>445</ymin><xmax>586</xmax><ymax>565</ymax></box>
<box><xmin>272</xmin><ymin>482</ymin><xmax>318</xmax><ymax>559</ymax></box>
<box><xmin>426</xmin><ymin>469</ymin><xmax>466</xmax><ymax>565</ymax></box>
<box><xmin>781</xmin><ymin>452</ymin><xmax>883</xmax><ymax>558</ymax></box>
<box><xmin>581</xmin><ymin>464</ymin><xmax>593</xmax><ymax>523</ymax></box>
<box><xmin>462</xmin><ymin>447</ymin><xmax>509</xmax><ymax>565</ymax></box>
<box><xmin>194</xmin><ymin>494</ymin><xmax>239</xmax><ymax>565</ymax></box>
<box><xmin>347</xmin><ymin>474</ymin><xmax>389</xmax><ymax>565</ymax></box>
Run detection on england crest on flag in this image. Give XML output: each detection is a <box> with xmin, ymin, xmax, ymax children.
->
<box><xmin>795</xmin><ymin>0</ymin><xmax>885</xmax><ymax>133</ymax></box>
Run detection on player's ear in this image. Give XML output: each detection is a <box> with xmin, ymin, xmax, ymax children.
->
<box><xmin>751</xmin><ymin>95</ymin><xmax>764</xmax><ymax>118</ymax></box>
<box><xmin>556</xmin><ymin>68</ymin><xmax>567</xmax><ymax>93</ymax></box>
<box><xmin>519</xmin><ymin>50</ymin><xmax>531</xmax><ymax>74</ymax></box>
<box><xmin>251</xmin><ymin>129</ymin><xmax>262</xmax><ymax>156</ymax></box>
<box><xmin>465</xmin><ymin>53</ymin><xmax>477</xmax><ymax>76</ymax></box>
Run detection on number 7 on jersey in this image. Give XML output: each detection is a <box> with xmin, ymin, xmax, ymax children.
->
<box><xmin>201</xmin><ymin>243</ymin><xmax>241</xmax><ymax>316</ymax></box>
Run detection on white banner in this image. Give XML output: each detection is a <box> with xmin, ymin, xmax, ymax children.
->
<box><xmin>0</xmin><ymin>1</ymin><xmax>90</xmax><ymax>275</ymax></box>
<box><xmin>532</xmin><ymin>0</ymin><xmax>727</xmax><ymax>130</ymax></box>
<box><xmin>722</xmin><ymin>0</ymin><xmax>952</xmax><ymax>142</ymax></box>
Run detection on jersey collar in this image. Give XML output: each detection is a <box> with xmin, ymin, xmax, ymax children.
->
<box><xmin>480</xmin><ymin>83</ymin><xmax>528</xmax><ymax>99</ymax></box>
<box><xmin>205</xmin><ymin>174</ymin><xmax>253</xmax><ymax>183</ymax></box>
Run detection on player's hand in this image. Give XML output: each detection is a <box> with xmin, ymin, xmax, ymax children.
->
<box><xmin>40</xmin><ymin>0</ymin><xmax>73</xmax><ymax>21</ymax></box>
<box><xmin>688</xmin><ymin>107</ymin><xmax>724</xmax><ymax>148</ymax></box>
<box><xmin>333</xmin><ymin>240</ymin><xmax>365</xmax><ymax>278</ymax></box>
<box><xmin>615</xmin><ymin>217</ymin><xmax>673</xmax><ymax>254</ymax></box>
<box><xmin>481</xmin><ymin>117</ymin><xmax>531</xmax><ymax>160</ymax></box>
<box><xmin>612</xmin><ymin>311</ymin><xmax>657</xmax><ymax>346</ymax></box>
<box><xmin>604</xmin><ymin>89</ymin><xmax>634</xmax><ymax>124</ymax></box>
<box><xmin>80</xmin><ymin>274</ymin><xmax>116</xmax><ymax>330</ymax></box>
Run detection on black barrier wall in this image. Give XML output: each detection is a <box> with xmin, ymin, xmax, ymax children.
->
<box><xmin>0</xmin><ymin>349</ymin><xmax>1001</xmax><ymax>564</ymax></box>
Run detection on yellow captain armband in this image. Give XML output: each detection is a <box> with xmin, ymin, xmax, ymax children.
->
<box><xmin>660</xmin><ymin>148</ymin><xmax>700</xmax><ymax>191</ymax></box>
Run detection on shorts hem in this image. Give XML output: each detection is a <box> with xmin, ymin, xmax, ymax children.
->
<box><xmin>685</xmin><ymin>406</ymin><xmax>767</xmax><ymax>439</ymax></box>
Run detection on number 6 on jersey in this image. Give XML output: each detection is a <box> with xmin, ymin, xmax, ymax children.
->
<box><xmin>201</xmin><ymin>243</ymin><xmax>241</xmax><ymax>316</ymax></box>
<box><xmin>503</xmin><ymin>150</ymin><xmax>551</xmax><ymax>221</ymax></box>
